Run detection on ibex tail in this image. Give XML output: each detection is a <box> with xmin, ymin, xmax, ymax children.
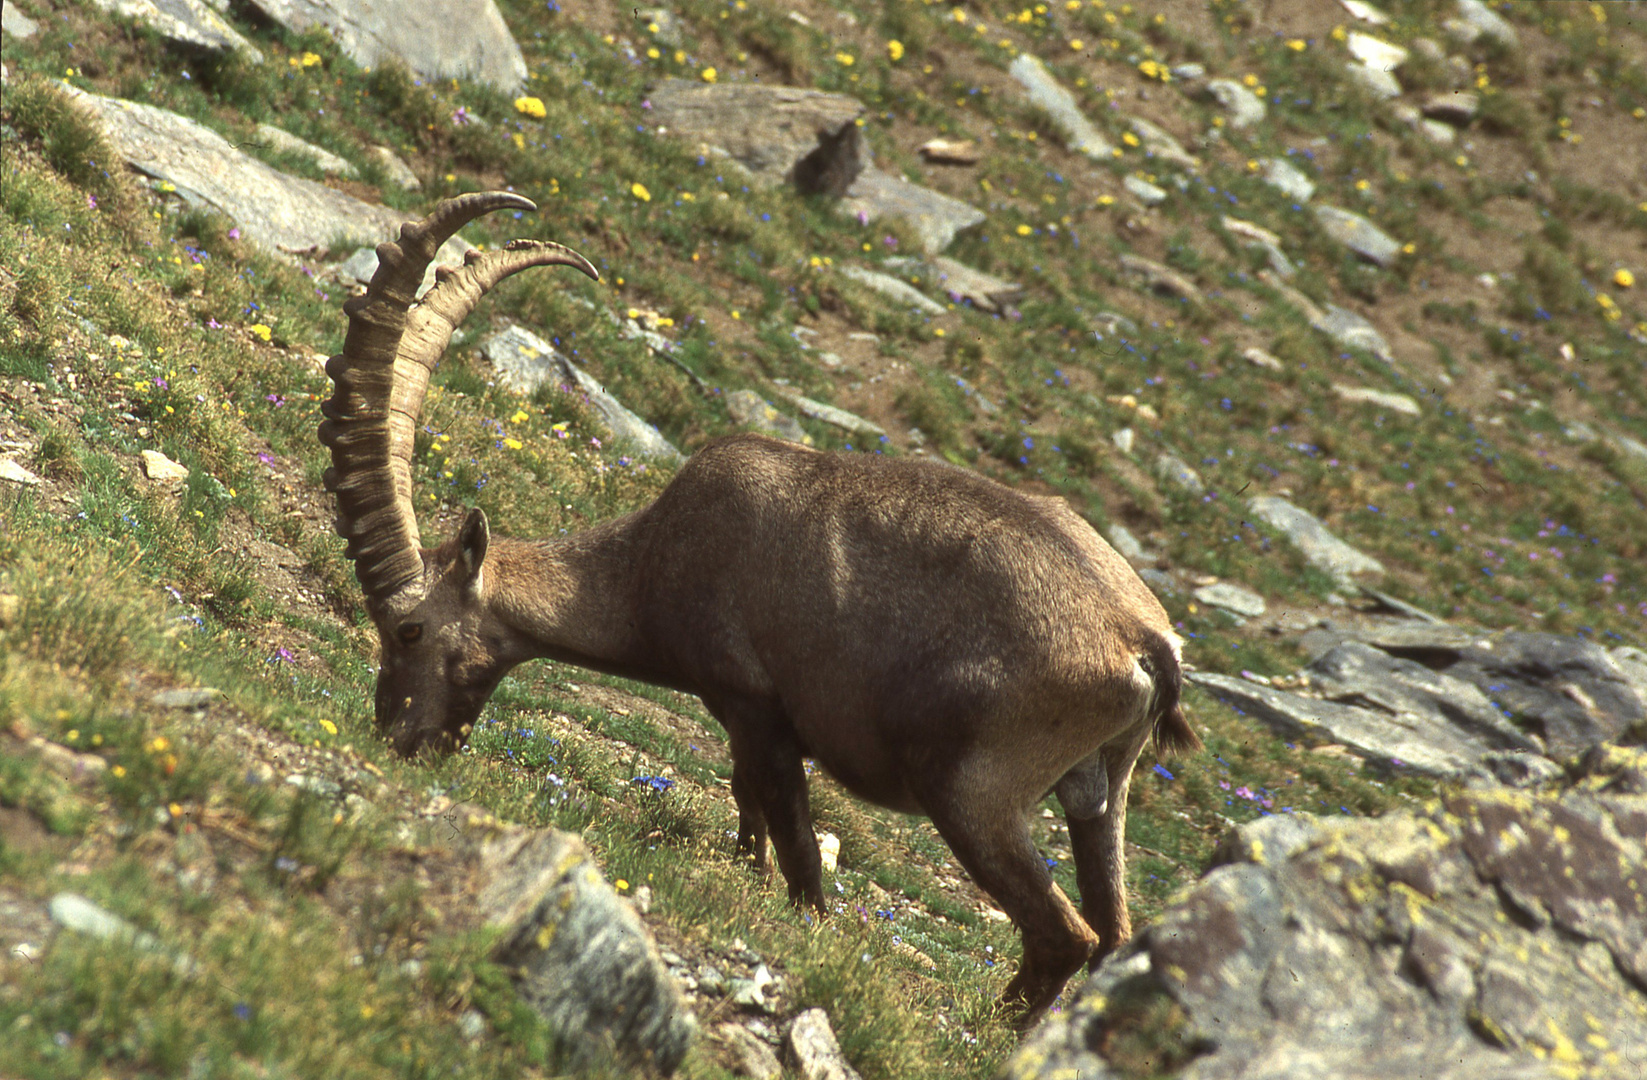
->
<box><xmin>1142</xmin><ymin>637</ymin><xmax>1201</xmax><ymax>756</ymax></box>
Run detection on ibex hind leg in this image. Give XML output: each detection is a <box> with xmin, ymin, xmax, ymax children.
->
<box><xmin>711</xmin><ymin>694</ymin><xmax>826</xmax><ymax>911</ymax></box>
<box><xmin>916</xmin><ymin>776</ymin><xmax>1097</xmax><ymax>1031</ymax></box>
<box><xmin>730</xmin><ymin>766</ymin><xmax>769</xmax><ymax>875</ymax></box>
<box><xmin>1065</xmin><ymin>729</ymin><xmax>1152</xmax><ymax>962</ymax></box>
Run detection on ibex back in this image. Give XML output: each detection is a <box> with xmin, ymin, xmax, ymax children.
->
<box><xmin>319</xmin><ymin>193</ymin><xmax>1201</xmax><ymax>1028</ymax></box>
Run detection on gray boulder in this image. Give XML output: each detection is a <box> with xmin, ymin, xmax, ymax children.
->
<box><xmin>1004</xmin><ymin>750</ymin><xmax>1647</xmax><ymax>1079</ymax></box>
<box><xmin>787</xmin><ymin>1009</ymin><xmax>862</xmax><ymax>1080</ymax></box>
<box><xmin>773</xmin><ymin>388</ymin><xmax>885</xmax><ymax>438</ymax></box>
<box><xmin>1613</xmin><ymin>430</ymin><xmax>1647</xmax><ymax>465</ymax></box>
<box><xmin>725</xmin><ymin>390</ymin><xmax>813</xmax><ymax>446</ymax></box>
<box><xmin>1446</xmin><ymin>0</ymin><xmax>1518</xmax><ymax>48</ymax></box>
<box><xmin>63</xmin><ymin>87</ymin><xmax>459</xmax><ymax>261</ymax></box>
<box><xmin>243</xmin><ymin>0</ymin><xmax>527</xmax><ymax>91</ymax></box>
<box><xmin>1423</xmin><ymin>91</ymin><xmax>1480</xmax><ymax>125</ymax></box>
<box><xmin>1260</xmin><ymin>271</ymin><xmax>1395</xmax><ymax>363</ymax></box>
<box><xmin>840</xmin><ymin>166</ymin><xmax>985</xmax><ymax>255</ymax></box>
<box><xmin>1319</xmin><ymin>304</ymin><xmax>1396</xmax><ymax>363</ymax></box>
<box><xmin>1385</xmin><ymin>632</ymin><xmax>1647</xmax><ymax>757</ymax></box>
<box><xmin>478</xmin><ymin>325</ymin><xmax>684</xmax><ymax>462</ymax></box>
<box><xmin>1204</xmin><ymin>79</ymin><xmax>1267</xmax><ymax>130</ymax></box>
<box><xmin>1155</xmin><ymin>453</ymin><xmax>1205</xmax><ymax>494</ymax></box>
<box><xmin>1333</xmin><ymin>383</ymin><xmax>1420</xmax><ymax>416</ymax></box>
<box><xmin>1193</xmin><ymin>582</ymin><xmax>1267</xmax><ymax>618</ymax></box>
<box><xmin>1126</xmin><ymin>117</ymin><xmax>1198</xmax><ymax>171</ymax></box>
<box><xmin>926</xmin><ymin>257</ymin><xmax>1023</xmax><ymax>313</ymax></box>
<box><xmin>837</xmin><ymin>265</ymin><xmax>946</xmax><ymax>315</ymax></box>
<box><xmin>1260</xmin><ymin>157</ymin><xmax>1315</xmax><ymax>203</ymax></box>
<box><xmin>367</xmin><ymin>145</ymin><xmax>421</xmax><ymax>190</ymax></box>
<box><xmin>2</xmin><ymin>1</ymin><xmax>40</xmax><ymax>39</ymax></box>
<box><xmin>88</xmin><ymin>0</ymin><xmax>263</xmax><ymax>61</ymax></box>
<box><xmin>1009</xmin><ymin>53</ymin><xmax>1114</xmax><ymax>159</ymax></box>
<box><xmin>1123</xmin><ymin>175</ymin><xmax>1167</xmax><ymax>207</ymax></box>
<box><xmin>1314</xmin><ymin>205</ymin><xmax>1404</xmax><ymax>268</ymax></box>
<box><xmin>1104</xmin><ymin>523</ymin><xmax>1145</xmax><ymax>562</ymax></box>
<box><xmin>1119</xmin><ymin>254</ymin><xmax>1202</xmax><ymax>306</ymax></box>
<box><xmin>1249</xmin><ymin>495</ymin><xmax>1386</xmax><ymax>582</ymax></box>
<box><xmin>1306</xmin><ymin>640</ymin><xmax>1543</xmax><ymax>754</ymax></box>
<box><xmin>1344</xmin><ymin>62</ymin><xmax>1402</xmax><ymax>100</ymax></box>
<box><xmin>1279</xmin><ymin>623</ymin><xmax>1647</xmax><ymax>762</ymax></box>
<box><xmin>253</xmin><ymin>123</ymin><xmax>359</xmax><ymax>178</ymax></box>
<box><xmin>1186</xmin><ymin>670</ymin><xmax>1484</xmax><ymax>777</ymax></box>
<box><xmin>647</xmin><ymin>79</ymin><xmax>865</xmax><ymax>194</ymax></box>
<box><xmin>465</xmin><ymin>810</ymin><xmax>696</xmax><ymax>1072</ymax></box>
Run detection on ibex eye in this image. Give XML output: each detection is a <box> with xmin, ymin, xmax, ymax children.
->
<box><xmin>397</xmin><ymin>623</ymin><xmax>423</xmax><ymax>643</ymax></box>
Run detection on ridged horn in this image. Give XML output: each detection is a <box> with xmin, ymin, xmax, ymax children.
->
<box><xmin>318</xmin><ymin>192</ymin><xmax>597</xmax><ymax>609</ymax></box>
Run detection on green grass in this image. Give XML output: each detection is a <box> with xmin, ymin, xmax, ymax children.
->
<box><xmin>3</xmin><ymin>0</ymin><xmax>1646</xmax><ymax>1075</ymax></box>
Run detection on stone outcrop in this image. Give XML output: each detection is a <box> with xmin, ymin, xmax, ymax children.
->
<box><xmin>478</xmin><ymin>326</ymin><xmax>684</xmax><ymax>462</ymax></box>
<box><xmin>63</xmin><ymin>86</ymin><xmax>464</xmax><ymax>266</ymax></box>
<box><xmin>1002</xmin><ymin>746</ymin><xmax>1647</xmax><ymax>1079</ymax></box>
<box><xmin>1249</xmin><ymin>495</ymin><xmax>1386</xmax><ymax>583</ymax></box>
<box><xmin>439</xmin><ymin>805</ymin><xmax>695</xmax><ymax>1072</ymax></box>
<box><xmin>243</xmin><ymin>0</ymin><xmax>527</xmax><ymax>91</ymax></box>
<box><xmin>1009</xmin><ymin>53</ymin><xmax>1114</xmax><ymax>159</ymax></box>
<box><xmin>646</xmin><ymin>80</ymin><xmax>866</xmax><ymax>193</ymax></box>
<box><xmin>839</xmin><ymin>167</ymin><xmax>985</xmax><ymax>255</ymax></box>
<box><xmin>1191</xmin><ymin>620</ymin><xmax>1647</xmax><ymax>779</ymax></box>
<box><xmin>88</xmin><ymin>0</ymin><xmax>263</xmax><ymax>61</ymax></box>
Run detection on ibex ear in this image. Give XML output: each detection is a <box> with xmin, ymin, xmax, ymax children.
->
<box><xmin>457</xmin><ymin>508</ymin><xmax>489</xmax><ymax>587</ymax></box>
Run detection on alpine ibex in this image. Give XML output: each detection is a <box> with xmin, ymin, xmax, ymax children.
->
<box><xmin>319</xmin><ymin>192</ymin><xmax>1200</xmax><ymax>1026</ymax></box>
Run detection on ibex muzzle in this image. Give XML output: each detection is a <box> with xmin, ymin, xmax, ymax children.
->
<box><xmin>320</xmin><ymin>194</ymin><xmax>1201</xmax><ymax>1029</ymax></box>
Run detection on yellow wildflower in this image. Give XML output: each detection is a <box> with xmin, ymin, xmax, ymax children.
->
<box><xmin>319</xmin><ymin>718</ymin><xmax>338</xmax><ymax>735</ymax></box>
<box><xmin>515</xmin><ymin>96</ymin><xmax>546</xmax><ymax>119</ymax></box>
<box><xmin>631</xmin><ymin>181</ymin><xmax>652</xmax><ymax>202</ymax></box>
<box><xmin>888</xmin><ymin>40</ymin><xmax>905</xmax><ymax>62</ymax></box>
<box><xmin>1613</xmin><ymin>269</ymin><xmax>1635</xmax><ymax>288</ymax></box>
<box><xmin>250</xmin><ymin>324</ymin><xmax>272</xmax><ymax>342</ymax></box>
<box><xmin>701</xmin><ymin>66</ymin><xmax>717</xmax><ymax>83</ymax></box>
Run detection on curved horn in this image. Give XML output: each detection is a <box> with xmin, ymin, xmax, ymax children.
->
<box><xmin>319</xmin><ymin>192</ymin><xmax>596</xmax><ymax>609</ymax></box>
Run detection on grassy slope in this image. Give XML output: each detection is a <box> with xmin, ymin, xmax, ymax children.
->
<box><xmin>1</xmin><ymin>0</ymin><xmax>1644</xmax><ymax>1076</ymax></box>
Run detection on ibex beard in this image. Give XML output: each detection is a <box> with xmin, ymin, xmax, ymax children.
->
<box><xmin>320</xmin><ymin>192</ymin><xmax>1202</xmax><ymax>1030</ymax></box>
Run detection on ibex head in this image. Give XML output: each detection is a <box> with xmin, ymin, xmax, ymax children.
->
<box><xmin>317</xmin><ymin>193</ymin><xmax>598</xmax><ymax>756</ymax></box>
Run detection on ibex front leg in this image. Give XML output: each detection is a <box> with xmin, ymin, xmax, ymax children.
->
<box><xmin>711</xmin><ymin>694</ymin><xmax>827</xmax><ymax>911</ymax></box>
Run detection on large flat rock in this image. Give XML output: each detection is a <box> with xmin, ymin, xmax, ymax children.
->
<box><xmin>63</xmin><ymin>86</ymin><xmax>447</xmax><ymax>260</ymax></box>
<box><xmin>1010</xmin><ymin>53</ymin><xmax>1114</xmax><ymax>159</ymax></box>
<box><xmin>1310</xmin><ymin>628</ymin><xmax>1647</xmax><ymax>758</ymax></box>
<box><xmin>839</xmin><ymin>166</ymin><xmax>985</xmax><ymax>255</ymax></box>
<box><xmin>89</xmin><ymin>0</ymin><xmax>262</xmax><ymax>60</ymax></box>
<box><xmin>244</xmin><ymin>0</ymin><xmax>526</xmax><ymax>91</ymax></box>
<box><xmin>646</xmin><ymin>79</ymin><xmax>865</xmax><ymax>194</ymax></box>
<box><xmin>1314</xmin><ymin>205</ymin><xmax>1404</xmax><ymax>268</ymax></box>
<box><xmin>1003</xmin><ymin>748</ymin><xmax>1647</xmax><ymax>1079</ymax></box>
<box><xmin>1249</xmin><ymin>494</ymin><xmax>1385</xmax><ymax>582</ymax></box>
<box><xmin>478</xmin><ymin>325</ymin><xmax>683</xmax><ymax>462</ymax></box>
<box><xmin>1187</xmin><ymin>670</ymin><xmax>1481</xmax><ymax>776</ymax></box>
<box><xmin>455</xmin><ymin>807</ymin><xmax>696</xmax><ymax>1072</ymax></box>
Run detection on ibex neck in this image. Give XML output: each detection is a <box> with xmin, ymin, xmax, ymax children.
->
<box><xmin>485</xmin><ymin>516</ymin><xmax>646</xmax><ymax>675</ymax></box>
